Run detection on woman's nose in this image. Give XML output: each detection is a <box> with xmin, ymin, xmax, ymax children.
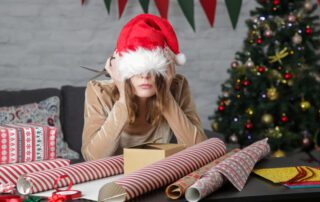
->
<box><xmin>140</xmin><ymin>72</ymin><xmax>151</xmax><ymax>78</ymax></box>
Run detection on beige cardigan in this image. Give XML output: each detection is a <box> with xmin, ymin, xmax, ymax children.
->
<box><xmin>81</xmin><ymin>74</ymin><xmax>207</xmax><ymax>161</ymax></box>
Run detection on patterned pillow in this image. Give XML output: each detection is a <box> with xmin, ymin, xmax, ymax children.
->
<box><xmin>0</xmin><ymin>96</ymin><xmax>79</xmax><ymax>159</ymax></box>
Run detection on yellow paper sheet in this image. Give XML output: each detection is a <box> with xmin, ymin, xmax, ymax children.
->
<box><xmin>253</xmin><ymin>166</ymin><xmax>320</xmax><ymax>183</ymax></box>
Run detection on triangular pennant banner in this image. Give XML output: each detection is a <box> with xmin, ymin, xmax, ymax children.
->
<box><xmin>200</xmin><ymin>0</ymin><xmax>217</xmax><ymax>27</ymax></box>
<box><xmin>118</xmin><ymin>0</ymin><xmax>127</xmax><ymax>19</ymax></box>
<box><xmin>318</xmin><ymin>0</ymin><xmax>320</xmax><ymax>5</ymax></box>
<box><xmin>177</xmin><ymin>0</ymin><xmax>195</xmax><ymax>31</ymax></box>
<box><xmin>225</xmin><ymin>0</ymin><xmax>242</xmax><ymax>29</ymax></box>
<box><xmin>104</xmin><ymin>0</ymin><xmax>112</xmax><ymax>14</ymax></box>
<box><xmin>139</xmin><ymin>0</ymin><xmax>150</xmax><ymax>13</ymax></box>
<box><xmin>155</xmin><ymin>0</ymin><xmax>169</xmax><ymax>19</ymax></box>
<box><xmin>81</xmin><ymin>0</ymin><xmax>85</xmax><ymax>6</ymax></box>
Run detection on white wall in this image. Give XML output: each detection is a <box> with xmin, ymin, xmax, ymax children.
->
<box><xmin>2</xmin><ymin>0</ymin><xmax>312</xmax><ymax>130</ymax></box>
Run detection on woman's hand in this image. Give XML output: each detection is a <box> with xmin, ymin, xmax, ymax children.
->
<box><xmin>105</xmin><ymin>55</ymin><xmax>126</xmax><ymax>104</ymax></box>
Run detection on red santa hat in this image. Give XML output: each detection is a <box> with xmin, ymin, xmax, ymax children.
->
<box><xmin>114</xmin><ymin>14</ymin><xmax>186</xmax><ymax>80</ymax></box>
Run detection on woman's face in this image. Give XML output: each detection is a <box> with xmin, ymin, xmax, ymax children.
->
<box><xmin>130</xmin><ymin>72</ymin><xmax>157</xmax><ymax>98</ymax></box>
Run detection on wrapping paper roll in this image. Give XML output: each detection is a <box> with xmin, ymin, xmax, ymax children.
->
<box><xmin>16</xmin><ymin>155</ymin><xmax>123</xmax><ymax>194</ymax></box>
<box><xmin>185</xmin><ymin>138</ymin><xmax>270</xmax><ymax>202</ymax></box>
<box><xmin>98</xmin><ymin>138</ymin><xmax>226</xmax><ymax>201</ymax></box>
<box><xmin>165</xmin><ymin>149</ymin><xmax>240</xmax><ymax>200</ymax></box>
<box><xmin>0</xmin><ymin>159</ymin><xmax>70</xmax><ymax>185</ymax></box>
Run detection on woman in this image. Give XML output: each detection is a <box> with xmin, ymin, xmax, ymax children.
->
<box><xmin>81</xmin><ymin>14</ymin><xmax>207</xmax><ymax>161</ymax></box>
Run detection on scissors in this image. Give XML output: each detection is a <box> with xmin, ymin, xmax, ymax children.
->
<box><xmin>80</xmin><ymin>65</ymin><xmax>111</xmax><ymax>80</ymax></box>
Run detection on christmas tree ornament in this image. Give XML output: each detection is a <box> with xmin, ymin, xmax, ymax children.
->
<box><xmin>305</xmin><ymin>25</ymin><xmax>312</xmax><ymax>35</ymax></box>
<box><xmin>246</xmin><ymin>108</ymin><xmax>254</xmax><ymax>116</ymax></box>
<box><xmin>218</xmin><ymin>105</ymin><xmax>225</xmax><ymax>112</ymax></box>
<box><xmin>272</xmin><ymin>149</ymin><xmax>286</xmax><ymax>157</ymax></box>
<box><xmin>281</xmin><ymin>79</ymin><xmax>287</xmax><ymax>84</ymax></box>
<box><xmin>261</xmin><ymin>113</ymin><xmax>273</xmax><ymax>125</ymax></box>
<box><xmin>304</xmin><ymin>0</ymin><xmax>313</xmax><ymax>11</ymax></box>
<box><xmin>258</xmin><ymin>66</ymin><xmax>266</xmax><ymax>73</ymax></box>
<box><xmin>263</xmin><ymin>29</ymin><xmax>273</xmax><ymax>38</ymax></box>
<box><xmin>245</xmin><ymin>58</ymin><xmax>255</xmax><ymax>68</ymax></box>
<box><xmin>229</xmin><ymin>134</ymin><xmax>238</xmax><ymax>143</ymax></box>
<box><xmin>284</xmin><ymin>72</ymin><xmax>293</xmax><ymax>80</ymax></box>
<box><xmin>287</xmin><ymin>80</ymin><xmax>293</xmax><ymax>86</ymax></box>
<box><xmin>211</xmin><ymin>121</ymin><xmax>219</xmax><ymax>131</ymax></box>
<box><xmin>267</xmin><ymin>87</ymin><xmax>279</xmax><ymax>101</ymax></box>
<box><xmin>244</xmin><ymin>121</ymin><xmax>254</xmax><ymax>130</ymax></box>
<box><xmin>261</xmin><ymin>92</ymin><xmax>267</xmax><ymax>99</ymax></box>
<box><xmin>233</xmin><ymin>116</ymin><xmax>239</xmax><ymax>122</ymax></box>
<box><xmin>300</xmin><ymin>100</ymin><xmax>311</xmax><ymax>111</ymax></box>
<box><xmin>268</xmin><ymin>47</ymin><xmax>289</xmax><ymax>64</ymax></box>
<box><xmin>223</xmin><ymin>91</ymin><xmax>230</xmax><ymax>97</ymax></box>
<box><xmin>231</xmin><ymin>61</ymin><xmax>240</xmax><ymax>68</ymax></box>
<box><xmin>287</xmin><ymin>13</ymin><xmax>296</xmax><ymax>22</ymax></box>
<box><xmin>301</xmin><ymin>131</ymin><xmax>315</xmax><ymax>152</ymax></box>
<box><xmin>234</xmin><ymin>84</ymin><xmax>241</xmax><ymax>91</ymax></box>
<box><xmin>236</xmin><ymin>94</ymin><xmax>241</xmax><ymax>99</ymax></box>
<box><xmin>242</xmin><ymin>79</ymin><xmax>251</xmax><ymax>87</ymax></box>
<box><xmin>256</xmin><ymin>37</ymin><xmax>263</xmax><ymax>44</ymax></box>
<box><xmin>273</xmin><ymin>0</ymin><xmax>280</xmax><ymax>6</ymax></box>
<box><xmin>280</xmin><ymin>114</ymin><xmax>288</xmax><ymax>123</ymax></box>
<box><xmin>292</xmin><ymin>33</ymin><xmax>302</xmax><ymax>44</ymax></box>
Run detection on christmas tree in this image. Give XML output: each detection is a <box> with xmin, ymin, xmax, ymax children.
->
<box><xmin>210</xmin><ymin>0</ymin><xmax>320</xmax><ymax>152</ymax></box>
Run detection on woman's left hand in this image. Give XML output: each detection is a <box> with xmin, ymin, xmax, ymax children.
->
<box><xmin>165</xmin><ymin>63</ymin><xmax>176</xmax><ymax>95</ymax></box>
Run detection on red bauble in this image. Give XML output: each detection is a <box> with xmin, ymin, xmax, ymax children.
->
<box><xmin>242</xmin><ymin>80</ymin><xmax>251</xmax><ymax>87</ymax></box>
<box><xmin>258</xmin><ymin>66</ymin><xmax>266</xmax><ymax>73</ymax></box>
<box><xmin>306</xmin><ymin>26</ymin><xmax>312</xmax><ymax>35</ymax></box>
<box><xmin>218</xmin><ymin>105</ymin><xmax>225</xmax><ymax>112</ymax></box>
<box><xmin>273</xmin><ymin>0</ymin><xmax>280</xmax><ymax>5</ymax></box>
<box><xmin>256</xmin><ymin>38</ymin><xmax>262</xmax><ymax>44</ymax></box>
<box><xmin>284</xmin><ymin>72</ymin><xmax>293</xmax><ymax>80</ymax></box>
<box><xmin>234</xmin><ymin>84</ymin><xmax>241</xmax><ymax>90</ymax></box>
<box><xmin>281</xmin><ymin>115</ymin><xmax>289</xmax><ymax>123</ymax></box>
<box><xmin>245</xmin><ymin>122</ymin><xmax>254</xmax><ymax>130</ymax></box>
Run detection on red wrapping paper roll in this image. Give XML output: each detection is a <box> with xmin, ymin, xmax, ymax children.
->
<box><xmin>16</xmin><ymin>155</ymin><xmax>123</xmax><ymax>194</ymax></box>
<box><xmin>0</xmin><ymin>159</ymin><xmax>70</xmax><ymax>185</ymax></box>
<box><xmin>98</xmin><ymin>138</ymin><xmax>226</xmax><ymax>201</ymax></box>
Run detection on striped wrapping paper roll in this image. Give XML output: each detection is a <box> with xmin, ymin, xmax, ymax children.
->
<box><xmin>185</xmin><ymin>138</ymin><xmax>270</xmax><ymax>202</ymax></box>
<box><xmin>98</xmin><ymin>138</ymin><xmax>226</xmax><ymax>202</ymax></box>
<box><xmin>16</xmin><ymin>155</ymin><xmax>123</xmax><ymax>194</ymax></box>
<box><xmin>165</xmin><ymin>148</ymin><xmax>240</xmax><ymax>200</ymax></box>
<box><xmin>0</xmin><ymin>158</ymin><xmax>70</xmax><ymax>185</ymax></box>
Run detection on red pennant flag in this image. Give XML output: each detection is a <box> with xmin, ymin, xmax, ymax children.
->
<box><xmin>81</xmin><ymin>0</ymin><xmax>85</xmax><ymax>6</ymax></box>
<box><xmin>155</xmin><ymin>0</ymin><xmax>169</xmax><ymax>19</ymax></box>
<box><xmin>318</xmin><ymin>0</ymin><xmax>320</xmax><ymax>5</ymax></box>
<box><xmin>118</xmin><ymin>0</ymin><xmax>127</xmax><ymax>19</ymax></box>
<box><xmin>200</xmin><ymin>0</ymin><xmax>217</xmax><ymax>27</ymax></box>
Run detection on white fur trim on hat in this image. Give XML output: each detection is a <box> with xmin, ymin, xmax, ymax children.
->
<box><xmin>175</xmin><ymin>53</ymin><xmax>186</xmax><ymax>65</ymax></box>
<box><xmin>117</xmin><ymin>47</ymin><xmax>170</xmax><ymax>80</ymax></box>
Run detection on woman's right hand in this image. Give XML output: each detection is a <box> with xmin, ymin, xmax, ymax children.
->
<box><xmin>105</xmin><ymin>55</ymin><xmax>126</xmax><ymax>104</ymax></box>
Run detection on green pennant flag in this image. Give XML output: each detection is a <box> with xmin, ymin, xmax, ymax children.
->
<box><xmin>177</xmin><ymin>0</ymin><xmax>195</xmax><ymax>31</ymax></box>
<box><xmin>104</xmin><ymin>0</ymin><xmax>112</xmax><ymax>14</ymax></box>
<box><xmin>139</xmin><ymin>0</ymin><xmax>150</xmax><ymax>13</ymax></box>
<box><xmin>225</xmin><ymin>0</ymin><xmax>242</xmax><ymax>29</ymax></box>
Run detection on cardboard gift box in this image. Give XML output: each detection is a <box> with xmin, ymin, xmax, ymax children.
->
<box><xmin>124</xmin><ymin>143</ymin><xmax>185</xmax><ymax>174</ymax></box>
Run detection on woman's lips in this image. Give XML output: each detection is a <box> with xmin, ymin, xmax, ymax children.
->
<box><xmin>139</xmin><ymin>84</ymin><xmax>152</xmax><ymax>89</ymax></box>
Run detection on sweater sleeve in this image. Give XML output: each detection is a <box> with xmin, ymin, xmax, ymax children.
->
<box><xmin>162</xmin><ymin>77</ymin><xmax>207</xmax><ymax>147</ymax></box>
<box><xmin>81</xmin><ymin>81</ymin><xmax>128</xmax><ymax>161</ymax></box>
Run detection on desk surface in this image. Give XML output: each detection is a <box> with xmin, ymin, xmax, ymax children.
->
<box><xmin>75</xmin><ymin>150</ymin><xmax>320</xmax><ymax>202</ymax></box>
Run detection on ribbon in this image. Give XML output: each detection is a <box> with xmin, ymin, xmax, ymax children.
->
<box><xmin>49</xmin><ymin>175</ymin><xmax>81</xmax><ymax>202</ymax></box>
<box><xmin>0</xmin><ymin>183</ymin><xmax>15</xmax><ymax>194</ymax></box>
<box><xmin>0</xmin><ymin>195</ymin><xmax>22</xmax><ymax>202</ymax></box>
<box><xmin>268</xmin><ymin>47</ymin><xmax>289</xmax><ymax>64</ymax></box>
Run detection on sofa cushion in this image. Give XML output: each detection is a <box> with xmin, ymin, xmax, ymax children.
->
<box><xmin>61</xmin><ymin>85</ymin><xmax>86</xmax><ymax>155</ymax></box>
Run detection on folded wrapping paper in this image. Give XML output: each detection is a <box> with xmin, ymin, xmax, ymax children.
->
<box><xmin>0</xmin><ymin>123</ymin><xmax>57</xmax><ymax>164</ymax></box>
<box><xmin>185</xmin><ymin>138</ymin><xmax>270</xmax><ymax>202</ymax></box>
<box><xmin>0</xmin><ymin>158</ymin><xmax>70</xmax><ymax>185</ymax></box>
<box><xmin>16</xmin><ymin>155</ymin><xmax>123</xmax><ymax>194</ymax></box>
<box><xmin>165</xmin><ymin>148</ymin><xmax>240</xmax><ymax>200</ymax></box>
<box><xmin>98</xmin><ymin>138</ymin><xmax>226</xmax><ymax>202</ymax></box>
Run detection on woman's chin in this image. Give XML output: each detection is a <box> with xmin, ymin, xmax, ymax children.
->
<box><xmin>135</xmin><ymin>90</ymin><xmax>156</xmax><ymax>98</ymax></box>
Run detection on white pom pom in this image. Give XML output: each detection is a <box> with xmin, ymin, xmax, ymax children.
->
<box><xmin>175</xmin><ymin>53</ymin><xmax>186</xmax><ymax>66</ymax></box>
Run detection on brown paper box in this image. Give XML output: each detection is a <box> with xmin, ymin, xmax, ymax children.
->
<box><xmin>124</xmin><ymin>143</ymin><xmax>185</xmax><ymax>175</ymax></box>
